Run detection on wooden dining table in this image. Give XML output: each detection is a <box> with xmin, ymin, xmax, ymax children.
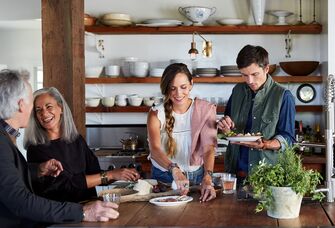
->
<box><xmin>50</xmin><ymin>191</ymin><xmax>335</xmax><ymax>227</ymax></box>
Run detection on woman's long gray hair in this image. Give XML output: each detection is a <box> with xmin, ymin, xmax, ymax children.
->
<box><xmin>24</xmin><ymin>87</ymin><xmax>78</xmax><ymax>148</ymax></box>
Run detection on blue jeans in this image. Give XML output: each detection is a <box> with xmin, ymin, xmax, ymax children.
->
<box><xmin>151</xmin><ymin>165</ymin><xmax>204</xmax><ymax>185</ymax></box>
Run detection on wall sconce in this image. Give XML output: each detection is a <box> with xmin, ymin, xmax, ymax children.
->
<box><xmin>188</xmin><ymin>31</ymin><xmax>212</xmax><ymax>60</ymax></box>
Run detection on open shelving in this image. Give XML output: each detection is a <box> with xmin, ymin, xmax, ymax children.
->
<box><xmin>86</xmin><ymin>105</ymin><xmax>323</xmax><ymax>113</ymax></box>
<box><xmin>85</xmin><ymin>24</ymin><xmax>322</xmax><ymax>35</ymax></box>
<box><xmin>85</xmin><ymin>23</ymin><xmax>323</xmax><ymax>114</ymax></box>
<box><xmin>85</xmin><ymin>76</ymin><xmax>323</xmax><ymax>84</ymax></box>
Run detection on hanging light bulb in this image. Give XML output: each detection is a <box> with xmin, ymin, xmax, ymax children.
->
<box><xmin>188</xmin><ymin>32</ymin><xmax>212</xmax><ymax>59</ymax></box>
<box><xmin>188</xmin><ymin>41</ymin><xmax>199</xmax><ymax>60</ymax></box>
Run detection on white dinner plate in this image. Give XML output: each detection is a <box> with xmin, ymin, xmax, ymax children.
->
<box><xmin>142</xmin><ymin>19</ymin><xmax>182</xmax><ymax>24</ymax></box>
<box><xmin>149</xmin><ymin>195</ymin><xmax>193</xmax><ymax>206</ymax></box>
<box><xmin>136</xmin><ymin>22</ymin><xmax>182</xmax><ymax>27</ymax></box>
<box><xmin>226</xmin><ymin>136</ymin><xmax>262</xmax><ymax>142</ymax></box>
<box><xmin>217</xmin><ymin>18</ymin><xmax>245</xmax><ymax>25</ymax></box>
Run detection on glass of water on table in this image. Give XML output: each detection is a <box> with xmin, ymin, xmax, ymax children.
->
<box><xmin>102</xmin><ymin>192</ymin><xmax>121</xmax><ymax>209</ymax></box>
<box><xmin>221</xmin><ymin>173</ymin><xmax>237</xmax><ymax>194</ymax></box>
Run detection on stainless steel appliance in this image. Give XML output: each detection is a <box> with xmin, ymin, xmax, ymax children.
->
<box><xmin>86</xmin><ymin>125</ymin><xmax>149</xmax><ymax>171</ymax></box>
<box><xmin>93</xmin><ymin>148</ymin><xmax>147</xmax><ymax>170</ymax></box>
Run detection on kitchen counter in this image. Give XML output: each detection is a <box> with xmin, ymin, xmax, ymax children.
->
<box><xmin>136</xmin><ymin>154</ymin><xmax>325</xmax><ymax>177</ymax></box>
<box><xmin>49</xmin><ymin>191</ymin><xmax>335</xmax><ymax>227</ymax></box>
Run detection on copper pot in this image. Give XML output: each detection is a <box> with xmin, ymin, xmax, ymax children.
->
<box><xmin>120</xmin><ymin>136</ymin><xmax>138</xmax><ymax>151</ymax></box>
<box><xmin>84</xmin><ymin>14</ymin><xmax>97</xmax><ymax>26</ymax></box>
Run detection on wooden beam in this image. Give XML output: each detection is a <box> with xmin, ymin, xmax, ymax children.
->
<box><xmin>42</xmin><ymin>0</ymin><xmax>85</xmax><ymax>137</ymax></box>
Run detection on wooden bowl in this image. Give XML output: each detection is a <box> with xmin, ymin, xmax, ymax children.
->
<box><xmin>268</xmin><ymin>64</ymin><xmax>277</xmax><ymax>75</ymax></box>
<box><xmin>279</xmin><ymin>61</ymin><xmax>319</xmax><ymax>76</ymax></box>
<box><xmin>84</xmin><ymin>14</ymin><xmax>97</xmax><ymax>26</ymax></box>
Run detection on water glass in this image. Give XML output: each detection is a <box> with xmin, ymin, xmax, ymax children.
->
<box><xmin>102</xmin><ymin>193</ymin><xmax>121</xmax><ymax>208</ymax></box>
<box><xmin>221</xmin><ymin>173</ymin><xmax>237</xmax><ymax>194</ymax></box>
<box><xmin>185</xmin><ymin>171</ymin><xmax>195</xmax><ymax>187</ymax></box>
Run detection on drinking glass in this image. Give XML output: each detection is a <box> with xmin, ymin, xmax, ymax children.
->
<box><xmin>102</xmin><ymin>193</ymin><xmax>121</xmax><ymax>209</ymax></box>
<box><xmin>221</xmin><ymin>173</ymin><xmax>237</xmax><ymax>194</ymax></box>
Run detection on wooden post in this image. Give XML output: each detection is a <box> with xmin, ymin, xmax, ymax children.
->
<box><xmin>41</xmin><ymin>0</ymin><xmax>85</xmax><ymax>137</ymax></box>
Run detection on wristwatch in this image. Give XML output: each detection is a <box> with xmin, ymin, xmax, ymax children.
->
<box><xmin>168</xmin><ymin>163</ymin><xmax>179</xmax><ymax>173</ymax></box>
<box><xmin>100</xmin><ymin>170</ymin><xmax>109</xmax><ymax>185</ymax></box>
<box><xmin>206</xmin><ymin>170</ymin><xmax>214</xmax><ymax>179</ymax></box>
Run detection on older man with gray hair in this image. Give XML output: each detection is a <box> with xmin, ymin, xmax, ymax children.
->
<box><xmin>0</xmin><ymin>69</ymin><xmax>119</xmax><ymax>227</ymax></box>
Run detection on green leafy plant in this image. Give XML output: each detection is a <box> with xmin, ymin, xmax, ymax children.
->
<box><xmin>247</xmin><ymin>145</ymin><xmax>325</xmax><ymax>212</ymax></box>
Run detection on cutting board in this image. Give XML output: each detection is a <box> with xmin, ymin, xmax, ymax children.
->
<box><xmin>121</xmin><ymin>189</ymin><xmax>180</xmax><ymax>202</ymax></box>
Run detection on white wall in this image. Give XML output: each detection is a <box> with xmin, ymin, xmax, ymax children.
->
<box><xmin>0</xmin><ymin>28</ymin><xmax>42</xmax><ymax>157</ymax></box>
<box><xmin>0</xmin><ymin>28</ymin><xmax>42</xmax><ymax>90</ymax></box>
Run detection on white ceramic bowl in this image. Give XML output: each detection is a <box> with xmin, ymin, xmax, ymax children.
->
<box><xmin>130</xmin><ymin>61</ymin><xmax>149</xmax><ymax>77</ymax></box>
<box><xmin>105</xmin><ymin>65</ymin><xmax>120</xmax><ymax>77</ymax></box>
<box><xmin>86</xmin><ymin>98</ymin><xmax>101</xmax><ymax>107</ymax></box>
<box><xmin>178</xmin><ymin>6</ymin><xmax>216</xmax><ymax>25</ymax></box>
<box><xmin>128</xmin><ymin>96</ymin><xmax>143</xmax><ymax>106</ymax></box>
<box><xmin>115</xmin><ymin>99</ymin><xmax>127</xmax><ymax>106</ymax></box>
<box><xmin>100</xmin><ymin>19</ymin><xmax>132</xmax><ymax>27</ymax></box>
<box><xmin>143</xmin><ymin>97</ymin><xmax>155</xmax><ymax>106</ymax></box>
<box><xmin>101</xmin><ymin>13</ymin><xmax>131</xmax><ymax>21</ymax></box>
<box><xmin>121</xmin><ymin>57</ymin><xmax>139</xmax><ymax>77</ymax></box>
<box><xmin>85</xmin><ymin>66</ymin><xmax>103</xmax><ymax>78</ymax></box>
<box><xmin>115</xmin><ymin>94</ymin><xmax>127</xmax><ymax>100</ymax></box>
<box><xmin>128</xmin><ymin>94</ymin><xmax>140</xmax><ymax>98</ymax></box>
<box><xmin>101</xmin><ymin>96</ymin><xmax>115</xmax><ymax>107</ymax></box>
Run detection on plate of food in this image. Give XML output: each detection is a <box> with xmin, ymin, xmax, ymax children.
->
<box><xmin>149</xmin><ymin>195</ymin><xmax>193</xmax><ymax>206</ymax></box>
<box><xmin>226</xmin><ymin>132</ymin><xmax>262</xmax><ymax>142</ymax></box>
<box><xmin>226</xmin><ymin>135</ymin><xmax>262</xmax><ymax>142</ymax></box>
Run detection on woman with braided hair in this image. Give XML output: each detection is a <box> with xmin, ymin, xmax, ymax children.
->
<box><xmin>147</xmin><ymin>63</ymin><xmax>217</xmax><ymax>202</ymax></box>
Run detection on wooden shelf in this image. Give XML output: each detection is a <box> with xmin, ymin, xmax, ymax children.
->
<box><xmin>85</xmin><ymin>76</ymin><xmax>322</xmax><ymax>84</ymax></box>
<box><xmin>86</xmin><ymin>105</ymin><xmax>322</xmax><ymax>113</ymax></box>
<box><xmin>86</xmin><ymin>105</ymin><xmax>149</xmax><ymax>113</ymax></box>
<box><xmin>85</xmin><ymin>24</ymin><xmax>322</xmax><ymax>35</ymax></box>
<box><xmin>296</xmin><ymin>105</ymin><xmax>323</xmax><ymax>112</ymax></box>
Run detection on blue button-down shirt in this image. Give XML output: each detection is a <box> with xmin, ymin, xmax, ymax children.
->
<box><xmin>225</xmin><ymin>90</ymin><xmax>296</xmax><ymax>173</ymax></box>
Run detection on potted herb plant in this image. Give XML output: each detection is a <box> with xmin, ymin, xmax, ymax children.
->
<box><xmin>247</xmin><ymin>145</ymin><xmax>325</xmax><ymax>219</ymax></box>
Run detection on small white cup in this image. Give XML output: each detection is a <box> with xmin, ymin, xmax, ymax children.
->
<box><xmin>115</xmin><ymin>99</ymin><xmax>127</xmax><ymax>107</ymax></box>
<box><xmin>102</xmin><ymin>96</ymin><xmax>115</xmax><ymax>107</ymax></box>
<box><xmin>105</xmin><ymin>65</ymin><xmax>120</xmax><ymax>77</ymax></box>
<box><xmin>115</xmin><ymin>94</ymin><xmax>127</xmax><ymax>100</ymax></box>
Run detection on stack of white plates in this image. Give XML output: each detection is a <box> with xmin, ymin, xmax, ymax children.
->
<box><xmin>196</xmin><ymin>68</ymin><xmax>218</xmax><ymax>77</ymax></box>
<box><xmin>137</xmin><ymin>19</ymin><xmax>182</xmax><ymax>27</ymax></box>
<box><xmin>100</xmin><ymin>13</ymin><xmax>132</xmax><ymax>26</ymax></box>
<box><xmin>220</xmin><ymin>65</ymin><xmax>240</xmax><ymax>76</ymax></box>
<box><xmin>150</xmin><ymin>68</ymin><xmax>165</xmax><ymax>77</ymax></box>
